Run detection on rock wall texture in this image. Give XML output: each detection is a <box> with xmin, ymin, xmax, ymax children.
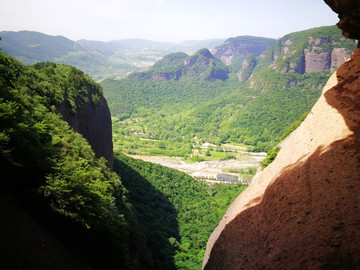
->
<box><xmin>324</xmin><ymin>0</ymin><xmax>360</xmax><ymax>40</ymax></box>
<box><xmin>203</xmin><ymin>3</ymin><xmax>360</xmax><ymax>268</ymax></box>
<box><xmin>203</xmin><ymin>45</ymin><xmax>360</xmax><ymax>270</ymax></box>
<box><xmin>57</xmin><ymin>91</ymin><xmax>114</xmax><ymax>168</ymax></box>
<box><xmin>279</xmin><ymin>37</ymin><xmax>353</xmax><ymax>74</ymax></box>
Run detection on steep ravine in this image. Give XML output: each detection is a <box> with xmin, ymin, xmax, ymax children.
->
<box><xmin>203</xmin><ymin>43</ymin><xmax>360</xmax><ymax>270</ymax></box>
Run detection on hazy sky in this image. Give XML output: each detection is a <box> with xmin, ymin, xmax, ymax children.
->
<box><xmin>1</xmin><ymin>0</ymin><xmax>338</xmax><ymax>42</ymax></box>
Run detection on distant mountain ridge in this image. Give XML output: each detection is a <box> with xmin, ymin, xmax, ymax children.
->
<box><xmin>127</xmin><ymin>48</ymin><xmax>229</xmax><ymax>82</ymax></box>
<box><xmin>0</xmin><ymin>30</ymin><xmax>225</xmax><ymax>80</ymax></box>
<box><xmin>0</xmin><ymin>30</ymin><xmax>102</xmax><ymax>63</ymax></box>
<box><xmin>78</xmin><ymin>38</ymin><xmax>226</xmax><ymax>52</ymax></box>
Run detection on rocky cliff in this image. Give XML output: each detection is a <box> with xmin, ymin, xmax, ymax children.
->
<box><xmin>57</xmin><ymin>88</ymin><xmax>114</xmax><ymax>168</ymax></box>
<box><xmin>203</xmin><ymin>45</ymin><xmax>360</xmax><ymax>270</ymax></box>
<box><xmin>324</xmin><ymin>0</ymin><xmax>360</xmax><ymax>40</ymax></box>
<box><xmin>212</xmin><ymin>36</ymin><xmax>276</xmax><ymax>65</ymax></box>
<box><xmin>203</xmin><ymin>3</ymin><xmax>360</xmax><ymax>268</ymax></box>
<box><xmin>257</xmin><ymin>26</ymin><xmax>356</xmax><ymax>75</ymax></box>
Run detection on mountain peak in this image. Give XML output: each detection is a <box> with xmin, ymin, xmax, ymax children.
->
<box><xmin>195</xmin><ymin>48</ymin><xmax>214</xmax><ymax>58</ymax></box>
<box><xmin>128</xmin><ymin>49</ymin><xmax>228</xmax><ymax>82</ymax></box>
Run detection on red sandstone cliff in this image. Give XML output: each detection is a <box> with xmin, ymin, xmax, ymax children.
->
<box><xmin>203</xmin><ymin>45</ymin><xmax>360</xmax><ymax>270</ymax></box>
<box><xmin>203</xmin><ymin>2</ymin><xmax>360</xmax><ymax>268</ymax></box>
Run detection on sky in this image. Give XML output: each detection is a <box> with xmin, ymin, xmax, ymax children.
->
<box><xmin>1</xmin><ymin>0</ymin><xmax>339</xmax><ymax>42</ymax></box>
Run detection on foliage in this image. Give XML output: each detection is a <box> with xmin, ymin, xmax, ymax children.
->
<box><xmin>0</xmin><ymin>31</ymin><xmax>226</xmax><ymax>81</ymax></box>
<box><xmin>254</xmin><ymin>25</ymin><xmax>356</xmax><ymax>73</ymax></box>
<box><xmin>102</xmin><ymin>26</ymin><xmax>354</xmax><ymax>153</ymax></box>
<box><xmin>104</xmin><ymin>65</ymin><xmax>325</xmax><ymax>152</ymax></box>
<box><xmin>114</xmin><ymin>152</ymin><xmax>247</xmax><ymax>269</ymax></box>
<box><xmin>261</xmin><ymin>146</ymin><xmax>281</xmax><ymax>170</ymax></box>
<box><xmin>0</xmin><ymin>51</ymin><xmax>136</xmax><ymax>269</ymax></box>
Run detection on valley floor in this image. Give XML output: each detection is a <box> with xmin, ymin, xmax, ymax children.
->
<box><xmin>128</xmin><ymin>153</ymin><xmax>266</xmax><ymax>180</ymax></box>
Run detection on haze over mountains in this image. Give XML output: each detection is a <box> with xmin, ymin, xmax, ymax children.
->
<box><xmin>0</xmin><ymin>30</ymin><xmax>225</xmax><ymax>81</ymax></box>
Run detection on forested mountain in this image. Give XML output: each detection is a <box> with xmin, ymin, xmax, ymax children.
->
<box><xmin>114</xmin><ymin>153</ymin><xmax>246</xmax><ymax>269</ymax></box>
<box><xmin>0</xmin><ymin>25</ymin><xmax>357</xmax><ymax>269</ymax></box>
<box><xmin>0</xmin><ymin>50</ymin><xmax>246</xmax><ymax>269</ymax></box>
<box><xmin>0</xmin><ymin>31</ymin><xmax>225</xmax><ymax>81</ymax></box>
<box><xmin>102</xmin><ymin>25</ymin><xmax>356</xmax><ymax>153</ymax></box>
<box><xmin>127</xmin><ymin>48</ymin><xmax>229</xmax><ymax>82</ymax></box>
<box><xmin>0</xmin><ymin>31</ymin><xmax>110</xmax><ymax>79</ymax></box>
<box><xmin>0</xmin><ymin>51</ymin><xmax>139</xmax><ymax>269</ymax></box>
<box><xmin>244</xmin><ymin>26</ymin><xmax>357</xmax><ymax>86</ymax></box>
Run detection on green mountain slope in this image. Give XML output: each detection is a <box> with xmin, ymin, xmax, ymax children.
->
<box><xmin>246</xmin><ymin>26</ymin><xmax>356</xmax><ymax>81</ymax></box>
<box><xmin>0</xmin><ymin>31</ymin><xmax>225</xmax><ymax>81</ymax></box>
<box><xmin>0</xmin><ymin>51</ymin><xmax>139</xmax><ymax>269</ymax></box>
<box><xmin>114</xmin><ymin>153</ymin><xmax>246</xmax><ymax>269</ymax></box>
<box><xmin>0</xmin><ymin>51</ymin><xmax>246</xmax><ymax>269</ymax></box>
<box><xmin>102</xmin><ymin>26</ymin><xmax>356</xmax><ymax>153</ymax></box>
<box><xmin>0</xmin><ymin>30</ymin><xmax>109</xmax><ymax>79</ymax></box>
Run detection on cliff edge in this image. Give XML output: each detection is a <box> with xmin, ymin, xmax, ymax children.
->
<box><xmin>203</xmin><ymin>1</ymin><xmax>360</xmax><ymax>268</ymax></box>
<box><xmin>203</xmin><ymin>45</ymin><xmax>360</xmax><ymax>270</ymax></box>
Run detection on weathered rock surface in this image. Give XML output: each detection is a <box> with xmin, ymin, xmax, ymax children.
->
<box><xmin>213</xmin><ymin>36</ymin><xmax>276</xmax><ymax>65</ymax></box>
<box><xmin>324</xmin><ymin>0</ymin><xmax>360</xmax><ymax>39</ymax></box>
<box><xmin>57</xmin><ymin>90</ymin><xmax>114</xmax><ymax>168</ymax></box>
<box><xmin>304</xmin><ymin>46</ymin><xmax>332</xmax><ymax>73</ymax></box>
<box><xmin>203</xmin><ymin>47</ymin><xmax>360</xmax><ymax>269</ymax></box>
<box><xmin>281</xmin><ymin>37</ymin><xmax>352</xmax><ymax>74</ymax></box>
<box><xmin>237</xmin><ymin>54</ymin><xmax>257</xmax><ymax>81</ymax></box>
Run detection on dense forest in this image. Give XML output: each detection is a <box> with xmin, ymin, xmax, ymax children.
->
<box><xmin>102</xmin><ymin>26</ymin><xmax>356</xmax><ymax>156</ymax></box>
<box><xmin>114</xmin><ymin>153</ymin><xmax>246</xmax><ymax>269</ymax></box>
<box><xmin>0</xmin><ymin>25</ymin><xmax>357</xmax><ymax>269</ymax></box>
<box><xmin>0</xmin><ymin>50</ymin><xmax>246</xmax><ymax>269</ymax></box>
<box><xmin>0</xmin><ymin>31</ymin><xmax>226</xmax><ymax>81</ymax></box>
<box><xmin>0</xmin><ymin>51</ymin><xmax>142</xmax><ymax>268</ymax></box>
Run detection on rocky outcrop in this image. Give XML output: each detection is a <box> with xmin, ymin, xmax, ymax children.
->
<box><xmin>151</xmin><ymin>72</ymin><xmax>176</xmax><ymax>81</ymax></box>
<box><xmin>304</xmin><ymin>37</ymin><xmax>353</xmax><ymax>73</ymax></box>
<box><xmin>57</xmin><ymin>90</ymin><xmax>114</xmax><ymax>168</ymax></box>
<box><xmin>304</xmin><ymin>46</ymin><xmax>332</xmax><ymax>73</ymax></box>
<box><xmin>280</xmin><ymin>37</ymin><xmax>353</xmax><ymax>74</ymax></box>
<box><xmin>203</xmin><ymin>46</ymin><xmax>360</xmax><ymax>269</ymax></box>
<box><xmin>237</xmin><ymin>54</ymin><xmax>256</xmax><ymax>81</ymax></box>
<box><xmin>324</xmin><ymin>0</ymin><xmax>360</xmax><ymax>40</ymax></box>
<box><xmin>213</xmin><ymin>36</ymin><xmax>276</xmax><ymax>65</ymax></box>
<box><xmin>257</xmin><ymin>26</ymin><xmax>357</xmax><ymax>77</ymax></box>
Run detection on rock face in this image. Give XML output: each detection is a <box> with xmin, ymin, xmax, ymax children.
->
<box><xmin>275</xmin><ymin>36</ymin><xmax>354</xmax><ymax>74</ymax></box>
<box><xmin>57</xmin><ymin>90</ymin><xmax>114</xmax><ymax>168</ymax></box>
<box><xmin>213</xmin><ymin>36</ymin><xmax>276</xmax><ymax>65</ymax></box>
<box><xmin>237</xmin><ymin>54</ymin><xmax>256</xmax><ymax>81</ymax></box>
<box><xmin>324</xmin><ymin>0</ymin><xmax>360</xmax><ymax>40</ymax></box>
<box><xmin>203</xmin><ymin>47</ymin><xmax>360</xmax><ymax>269</ymax></box>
